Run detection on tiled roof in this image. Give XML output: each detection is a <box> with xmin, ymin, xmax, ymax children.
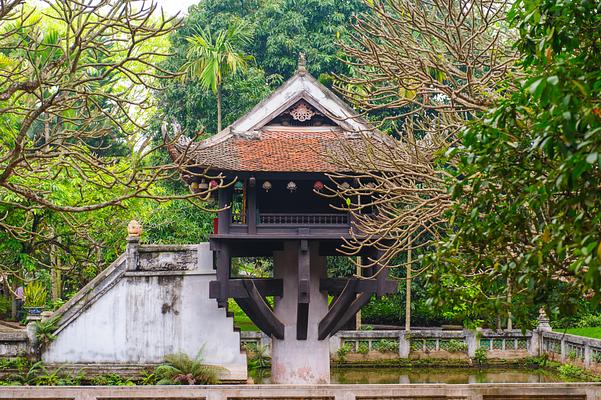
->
<box><xmin>172</xmin><ymin>128</ymin><xmax>366</xmax><ymax>173</ymax></box>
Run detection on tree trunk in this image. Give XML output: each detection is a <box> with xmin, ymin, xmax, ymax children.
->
<box><xmin>507</xmin><ymin>278</ymin><xmax>513</xmax><ymax>330</ymax></box>
<box><xmin>51</xmin><ymin>242</ymin><xmax>62</xmax><ymax>301</ymax></box>
<box><xmin>355</xmin><ymin>256</ymin><xmax>361</xmax><ymax>330</ymax></box>
<box><xmin>405</xmin><ymin>240</ymin><xmax>412</xmax><ymax>332</ymax></box>
<box><xmin>217</xmin><ymin>84</ymin><xmax>222</xmax><ymax>133</ymax></box>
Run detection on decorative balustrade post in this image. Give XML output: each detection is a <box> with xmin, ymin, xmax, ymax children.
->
<box><xmin>398</xmin><ymin>331</ymin><xmax>410</xmax><ymax>358</ymax></box>
<box><xmin>465</xmin><ymin>329</ymin><xmax>478</xmax><ymax>358</ymax></box>
<box><xmin>584</xmin><ymin>343</ymin><xmax>591</xmax><ymax>368</ymax></box>
<box><xmin>531</xmin><ymin>308</ymin><xmax>552</xmax><ymax>356</ymax></box>
<box><xmin>126</xmin><ymin>220</ymin><xmax>141</xmax><ymax>271</ymax></box>
<box><xmin>329</xmin><ymin>333</ymin><xmax>342</xmax><ymax>358</ymax></box>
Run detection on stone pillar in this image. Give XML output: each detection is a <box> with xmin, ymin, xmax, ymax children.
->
<box><xmin>126</xmin><ymin>220</ymin><xmax>141</xmax><ymax>271</ymax></box>
<box><xmin>271</xmin><ymin>241</ymin><xmax>330</xmax><ymax>384</ymax></box>
<box><xmin>329</xmin><ymin>333</ymin><xmax>342</xmax><ymax>358</ymax></box>
<box><xmin>398</xmin><ymin>331</ymin><xmax>410</xmax><ymax>358</ymax></box>
<box><xmin>531</xmin><ymin>308</ymin><xmax>552</xmax><ymax>356</ymax></box>
<box><xmin>466</xmin><ymin>329</ymin><xmax>478</xmax><ymax>358</ymax></box>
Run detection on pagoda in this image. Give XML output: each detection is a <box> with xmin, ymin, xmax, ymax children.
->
<box><xmin>167</xmin><ymin>56</ymin><xmax>396</xmax><ymax>383</ymax></box>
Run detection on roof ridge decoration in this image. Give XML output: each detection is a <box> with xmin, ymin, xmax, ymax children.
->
<box><xmin>218</xmin><ymin>63</ymin><xmax>376</xmax><ymax>138</ymax></box>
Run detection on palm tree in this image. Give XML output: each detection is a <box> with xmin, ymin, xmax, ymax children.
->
<box><xmin>182</xmin><ymin>21</ymin><xmax>253</xmax><ymax>133</ymax></box>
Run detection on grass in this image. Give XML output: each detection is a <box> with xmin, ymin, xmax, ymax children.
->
<box><xmin>561</xmin><ymin>327</ymin><xmax>601</xmax><ymax>339</ymax></box>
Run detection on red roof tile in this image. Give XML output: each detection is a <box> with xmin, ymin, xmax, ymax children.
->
<box><xmin>174</xmin><ymin>128</ymin><xmax>365</xmax><ymax>173</ymax></box>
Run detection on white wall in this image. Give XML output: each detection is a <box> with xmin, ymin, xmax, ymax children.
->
<box><xmin>42</xmin><ymin>243</ymin><xmax>246</xmax><ymax>381</ymax></box>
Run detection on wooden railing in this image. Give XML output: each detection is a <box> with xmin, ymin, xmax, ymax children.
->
<box><xmin>258</xmin><ymin>213</ymin><xmax>348</xmax><ymax>225</ymax></box>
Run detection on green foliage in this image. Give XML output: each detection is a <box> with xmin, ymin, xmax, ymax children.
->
<box><xmin>0</xmin><ymin>296</ymin><xmax>11</xmax><ymax>316</ymax></box>
<box><xmin>575</xmin><ymin>314</ymin><xmax>601</xmax><ymax>328</ymax></box>
<box><xmin>247</xmin><ymin>343</ymin><xmax>271</xmax><ymax>369</ymax></box>
<box><xmin>0</xmin><ymin>357</ymin><xmax>29</xmax><ymax>371</ymax></box>
<box><xmin>357</xmin><ymin>341</ymin><xmax>370</xmax><ymax>354</ymax></box>
<box><xmin>336</xmin><ymin>342</ymin><xmax>353</xmax><ymax>361</ymax></box>
<box><xmin>154</xmin><ymin>352</ymin><xmax>222</xmax><ymax>385</ymax></box>
<box><xmin>446</xmin><ymin>340</ymin><xmax>468</xmax><ymax>353</ymax></box>
<box><xmin>474</xmin><ymin>347</ymin><xmax>488</xmax><ymax>367</ymax></box>
<box><xmin>182</xmin><ymin>20</ymin><xmax>253</xmax><ymax>93</ymax></box>
<box><xmin>525</xmin><ymin>354</ymin><xmax>549</xmax><ymax>368</ymax></box>
<box><xmin>372</xmin><ymin>339</ymin><xmax>399</xmax><ymax>353</ymax></box>
<box><xmin>34</xmin><ymin>316</ymin><xmax>60</xmax><ymax>350</ymax></box>
<box><xmin>567</xmin><ymin>350</ymin><xmax>578</xmax><ymax>361</ymax></box>
<box><xmin>1</xmin><ymin>361</ymin><xmax>82</xmax><ymax>386</ymax></box>
<box><xmin>90</xmin><ymin>373</ymin><xmax>135</xmax><ymax>386</ymax></box>
<box><xmin>23</xmin><ymin>281</ymin><xmax>47</xmax><ymax>308</ymax></box>
<box><xmin>159</xmin><ymin>0</ymin><xmax>364</xmax><ymax>134</ymax></box>
<box><xmin>556</xmin><ymin>364</ymin><xmax>598</xmax><ymax>381</ymax></box>
<box><xmin>428</xmin><ymin>0</ymin><xmax>601</xmax><ymax>326</ymax></box>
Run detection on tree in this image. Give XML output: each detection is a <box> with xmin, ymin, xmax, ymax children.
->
<box><xmin>157</xmin><ymin>0</ymin><xmax>365</xmax><ymax>136</ymax></box>
<box><xmin>427</xmin><ymin>0</ymin><xmax>601</xmax><ymax>327</ymax></box>
<box><xmin>181</xmin><ymin>21</ymin><xmax>253</xmax><ymax>133</ymax></box>
<box><xmin>327</xmin><ymin>0</ymin><xmax>516</xmax><ymax>273</ymax></box>
<box><xmin>0</xmin><ymin>0</ymin><xmax>218</xmax><ymax>300</ymax></box>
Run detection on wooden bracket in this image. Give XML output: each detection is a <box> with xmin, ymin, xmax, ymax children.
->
<box><xmin>235</xmin><ymin>280</ymin><xmax>284</xmax><ymax>340</ymax></box>
<box><xmin>318</xmin><ymin>279</ymin><xmax>359</xmax><ymax>340</ymax></box>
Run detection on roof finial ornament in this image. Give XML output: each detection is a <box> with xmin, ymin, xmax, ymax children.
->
<box><xmin>297</xmin><ymin>52</ymin><xmax>306</xmax><ymax>75</ymax></box>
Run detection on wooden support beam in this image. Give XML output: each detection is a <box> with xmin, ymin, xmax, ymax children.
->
<box><xmin>320</xmin><ymin>278</ymin><xmax>396</xmax><ymax>296</ymax></box>
<box><xmin>327</xmin><ymin>292</ymin><xmax>372</xmax><ymax>337</ymax></box>
<box><xmin>217</xmin><ymin>187</ymin><xmax>233</xmax><ymax>235</ymax></box>
<box><xmin>297</xmin><ymin>240</ymin><xmax>310</xmax><ymax>340</ymax></box>
<box><xmin>209</xmin><ymin>279</ymin><xmax>283</xmax><ymax>299</ymax></box>
<box><xmin>318</xmin><ymin>279</ymin><xmax>358</xmax><ymax>340</ymax></box>
<box><xmin>235</xmin><ymin>280</ymin><xmax>284</xmax><ymax>340</ymax></box>
<box><xmin>213</xmin><ymin>241</ymin><xmax>230</xmax><ymax>308</ymax></box>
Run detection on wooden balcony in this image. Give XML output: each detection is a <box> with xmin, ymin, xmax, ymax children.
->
<box><xmin>213</xmin><ymin>212</ymin><xmax>351</xmax><ymax>240</ymax></box>
<box><xmin>258</xmin><ymin>213</ymin><xmax>348</xmax><ymax>226</ymax></box>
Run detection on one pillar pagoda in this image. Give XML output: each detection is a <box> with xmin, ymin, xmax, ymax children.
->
<box><xmin>167</xmin><ymin>57</ymin><xmax>396</xmax><ymax>384</ymax></box>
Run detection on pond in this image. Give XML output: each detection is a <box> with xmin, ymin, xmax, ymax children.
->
<box><xmin>249</xmin><ymin>367</ymin><xmax>576</xmax><ymax>384</ymax></box>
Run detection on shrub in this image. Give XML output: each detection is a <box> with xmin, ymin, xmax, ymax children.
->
<box><xmin>35</xmin><ymin>316</ymin><xmax>60</xmax><ymax>350</ymax></box>
<box><xmin>154</xmin><ymin>352</ymin><xmax>222</xmax><ymax>385</ymax></box>
<box><xmin>474</xmin><ymin>347</ymin><xmax>487</xmax><ymax>366</ymax></box>
<box><xmin>558</xmin><ymin>364</ymin><xmax>586</xmax><ymax>379</ymax></box>
<box><xmin>247</xmin><ymin>343</ymin><xmax>271</xmax><ymax>369</ymax></box>
<box><xmin>357</xmin><ymin>341</ymin><xmax>369</xmax><ymax>354</ymax></box>
<box><xmin>373</xmin><ymin>339</ymin><xmax>399</xmax><ymax>353</ymax></box>
<box><xmin>576</xmin><ymin>314</ymin><xmax>601</xmax><ymax>328</ymax></box>
<box><xmin>0</xmin><ymin>357</ymin><xmax>29</xmax><ymax>371</ymax></box>
<box><xmin>23</xmin><ymin>282</ymin><xmax>47</xmax><ymax>308</ymax></box>
<box><xmin>526</xmin><ymin>354</ymin><xmax>549</xmax><ymax>368</ymax></box>
<box><xmin>336</xmin><ymin>343</ymin><xmax>353</xmax><ymax>361</ymax></box>
<box><xmin>592</xmin><ymin>352</ymin><xmax>601</xmax><ymax>364</ymax></box>
<box><xmin>0</xmin><ymin>296</ymin><xmax>11</xmax><ymax>317</ymax></box>
<box><xmin>90</xmin><ymin>373</ymin><xmax>135</xmax><ymax>386</ymax></box>
<box><xmin>446</xmin><ymin>339</ymin><xmax>468</xmax><ymax>353</ymax></box>
<box><xmin>243</xmin><ymin>342</ymin><xmax>258</xmax><ymax>353</ymax></box>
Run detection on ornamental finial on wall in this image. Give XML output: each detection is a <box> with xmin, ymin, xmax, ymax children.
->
<box><xmin>297</xmin><ymin>52</ymin><xmax>306</xmax><ymax>74</ymax></box>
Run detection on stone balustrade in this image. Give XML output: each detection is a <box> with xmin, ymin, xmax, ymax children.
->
<box><xmin>242</xmin><ymin>328</ymin><xmax>534</xmax><ymax>360</ymax></box>
<box><xmin>0</xmin><ymin>383</ymin><xmax>599</xmax><ymax>400</ymax></box>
